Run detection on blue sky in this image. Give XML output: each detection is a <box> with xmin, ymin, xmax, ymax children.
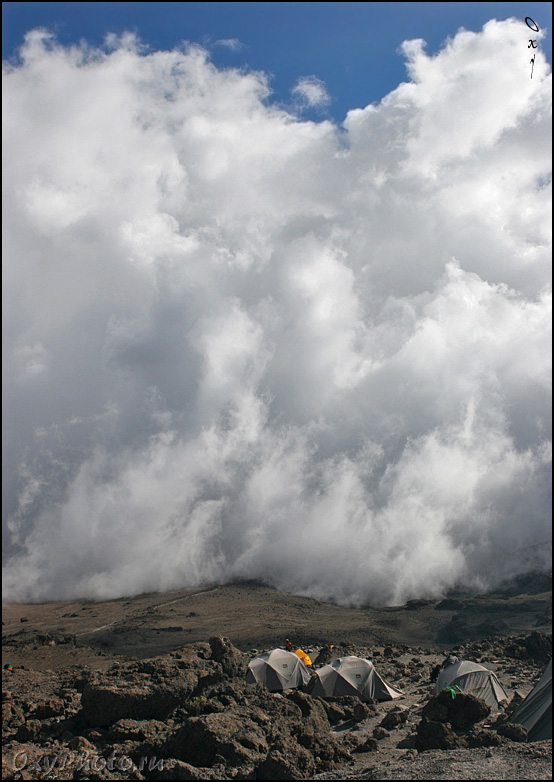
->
<box><xmin>3</xmin><ymin>2</ymin><xmax>552</xmax><ymax>123</ymax></box>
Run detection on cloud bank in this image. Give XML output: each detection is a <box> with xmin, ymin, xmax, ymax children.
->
<box><xmin>2</xmin><ymin>20</ymin><xmax>551</xmax><ymax>605</ymax></box>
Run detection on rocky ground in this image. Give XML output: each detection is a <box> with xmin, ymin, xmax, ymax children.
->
<box><xmin>2</xmin><ymin>573</ymin><xmax>552</xmax><ymax>780</ymax></box>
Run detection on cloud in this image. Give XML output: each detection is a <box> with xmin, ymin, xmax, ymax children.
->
<box><xmin>2</xmin><ymin>19</ymin><xmax>551</xmax><ymax>604</ymax></box>
<box><xmin>12</xmin><ymin>342</ymin><xmax>50</xmax><ymax>380</ymax></box>
<box><xmin>214</xmin><ymin>38</ymin><xmax>243</xmax><ymax>52</ymax></box>
<box><xmin>291</xmin><ymin>75</ymin><xmax>331</xmax><ymax>107</ymax></box>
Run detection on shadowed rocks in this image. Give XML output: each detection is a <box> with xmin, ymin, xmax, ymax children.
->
<box><xmin>422</xmin><ymin>690</ymin><xmax>490</xmax><ymax>730</ymax></box>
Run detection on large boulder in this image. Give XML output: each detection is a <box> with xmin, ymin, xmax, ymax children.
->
<box><xmin>165</xmin><ymin>679</ymin><xmax>347</xmax><ymax>779</ymax></box>
<box><xmin>208</xmin><ymin>637</ymin><xmax>248</xmax><ymax>679</ymax></box>
<box><xmin>81</xmin><ymin>673</ymin><xmax>195</xmax><ymax>726</ymax></box>
<box><xmin>523</xmin><ymin>632</ymin><xmax>552</xmax><ymax>664</ymax></box>
<box><xmin>497</xmin><ymin>722</ymin><xmax>528</xmax><ymax>742</ymax></box>
<box><xmin>285</xmin><ymin>690</ymin><xmax>344</xmax><ymax>768</ymax></box>
<box><xmin>466</xmin><ymin>728</ymin><xmax>506</xmax><ymax>748</ymax></box>
<box><xmin>353</xmin><ymin>738</ymin><xmax>379</xmax><ymax>753</ymax></box>
<box><xmin>170</xmin><ymin>710</ymin><xmax>268</xmax><ymax>768</ymax></box>
<box><xmin>504</xmin><ymin>632</ymin><xmax>552</xmax><ymax>664</ymax></box>
<box><xmin>81</xmin><ymin>648</ymin><xmax>217</xmax><ymax>726</ymax></box>
<box><xmin>256</xmin><ymin>735</ymin><xmax>315</xmax><ymax>780</ymax></box>
<box><xmin>415</xmin><ymin>718</ymin><xmax>468</xmax><ymax>751</ymax></box>
<box><xmin>422</xmin><ymin>690</ymin><xmax>490</xmax><ymax>730</ymax></box>
<box><xmin>316</xmin><ymin>695</ymin><xmax>363</xmax><ymax>724</ymax></box>
<box><xmin>353</xmin><ymin>702</ymin><xmax>374</xmax><ymax>722</ymax></box>
<box><xmin>286</xmin><ymin>690</ymin><xmax>330</xmax><ymax>738</ymax></box>
<box><xmin>379</xmin><ymin>705</ymin><xmax>408</xmax><ymax>729</ymax></box>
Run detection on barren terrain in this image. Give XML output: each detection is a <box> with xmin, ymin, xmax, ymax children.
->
<box><xmin>2</xmin><ymin>573</ymin><xmax>551</xmax><ymax>780</ymax></box>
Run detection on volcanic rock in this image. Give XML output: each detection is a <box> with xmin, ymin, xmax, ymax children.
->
<box><xmin>153</xmin><ymin>759</ymin><xmax>219</xmax><ymax>780</ymax></box>
<box><xmin>422</xmin><ymin>690</ymin><xmax>490</xmax><ymax>730</ymax></box>
<box><xmin>67</xmin><ymin>735</ymin><xmax>96</xmax><ymax>752</ymax></box>
<box><xmin>107</xmin><ymin>718</ymin><xmax>168</xmax><ymax>742</ymax></box>
<box><xmin>497</xmin><ymin>722</ymin><xmax>529</xmax><ymax>742</ymax></box>
<box><xmin>380</xmin><ymin>705</ymin><xmax>408</xmax><ymax>729</ymax></box>
<box><xmin>208</xmin><ymin>637</ymin><xmax>248</xmax><ymax>679</ymax></box>
<box><xmin>354</xmin><ymin>737</ymin><xmax>379</xmax><ymax>753</ymax></box>
<box><xmin>170</xmin><ymin>710</ymin><xmax>269</xmax><ymax>768</ymax></box>
<box><xmin>2</xmin><ymin>700</ymin><xmax>25</xmax><ymax>730</ymax></box>
<box><xmin>353</xmin><ymin>702</ymin><xmax>373</xmax><ymax>722</ymax></box>
<box><xmin>522</xmin><ymin>631</ymin><xmax>552</xmax><ymax>664</ymax></box>
<box><xmin>256</xmin><ymin>735</ymin><xmax>316</xmax><ymax>780</ymax></box>
<box><xmin>286</xmin><ymin>690</ymin><xmax>330</xmax><ymax>738</ymax></box>
<box><xmin>466</xmin><ymin>728</ymin><xmax>506</xmax><ymax>748</ymax></box>
<box><xmin>15</xmin><ymin>719</ymin><xmax>42</xmax><ymax>742</ymax></box>
<box><xmin>415</xmin><ymin>718</ymin><xmax>468</xmax><ymax>751</ymax></box>
<box><xmin>316</xmin><ymin>695</ymin><xmax>364</xmax><ymax>724</ymax></box>
<box><xmin>80</xmin><ymin>651</ymin><xmax>215</xmax><ymax>726</ymax></box>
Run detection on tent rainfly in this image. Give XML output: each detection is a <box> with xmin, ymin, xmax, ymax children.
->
<box><xmin>307</xmin><ymin>656</ymin><xmax>403</xmax><ymax>702</ymax></box>
<box><xmin>246</xmin><ymin>648</ymin><xmax>311</xmax><ymax>691</ymax></box>
<box><xmin>294</xmin><ymin>648</ymin><xmax>312</xmax><ymax>666</ymax></box>
<box><xmin>510</xmin><ymin>659</ymin><xmax>552</xmax><ymax>741</ymax></box>
<box><xmin>435</xmin><ymin>660</ymin><xmax>508</xmax><ymax>709</ymax></box>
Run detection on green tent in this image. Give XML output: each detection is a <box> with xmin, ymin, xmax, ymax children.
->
<box><xmin>510</xmin><ymin>659</ymin><xmax>552</xmax><ymax>742</ymax></box>
<box><xmin>435</xmin><ymin>660</ymin><xmax>508</xmax><ymax>709</ymax></box>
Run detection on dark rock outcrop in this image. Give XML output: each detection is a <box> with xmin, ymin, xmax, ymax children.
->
<box><xmin>171</xmin><ymin>710</ymin><xmax>269</xmax><ymax>768</ymax></box>
<box><xmin>422</xmin><ymin>690</ymin><xmax>490</xmax><ymax>730</ymax></box>
<box><xmin>256</xmin><ymin>735</ymin><xmax>316</xmax><ymax>780</ymax></box>
<box><xmin>522</xmin><ymin>631</ymin><xmax>552</xmax><ymax>664</ymax></box>
<box><xmin>80</xmin><ymin>647</ymin><xmax>217</xmax><ymax>726</ymax></box>
<box><xmin>316</xmin><ymin>695</ymin><xmax>363</xmax><ymax>724</ymax></box>
<box><xmin>208</xmin><ymin>637</ymin><xmax>248</xmax><ymax>679</ymax></box>
<box><xmin>162</xmin><ymin>681</ymin><xmax>346</xmax><ymax>779</ymax></box>
<box><xmin>415</xmin><ymin>718</ymin><xmax>468</xmax><ymax>751</ymax></box>
<box><xmin>353</xmin><ymin>737</ymin><xmax>379</xmax><ymax>753</ymax></box>
<box><xmin>466</xmin><ymin>728</ymin><xmax>506</xmax><ymax>748</ymax></box>
<box><xmin>497</xmin><ymin>722</ymin><xmax>528</xmax><ymax>742</ymax></box>
<box><xmin>379</xmin><ymin>705</ymin><xmax>408</xmax><ymax>729</ymax></box>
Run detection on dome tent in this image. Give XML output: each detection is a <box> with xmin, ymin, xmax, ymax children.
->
<box><xmin>246</xmin><ymin>648</ymin><xmax>311</xmax><ymax>691</ymax></box>
<box><xmin>307</xmin><ymin>656</ymin><xmax>403</xmax><ymax>702</ymax></box>
<box><xmin>510</xmin><ymin>659</ymin><xmax>552</xmax><ymax>741</ymax></box>
<box><xmin>435</xmin><ymin>660</ymin><xmax>508</xmax><ymax>709</ymax></box>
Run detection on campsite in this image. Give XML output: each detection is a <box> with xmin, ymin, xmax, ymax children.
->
<box><xmin>2</xmin><ymin>573</ymin><xmax>552</xmax><ymax>780</ymax></box>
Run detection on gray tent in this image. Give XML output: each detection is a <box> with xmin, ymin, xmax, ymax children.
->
<box><xmin>510</xmin><ymin>659</ymin><xmax>552</xmax><ymax>741</ymax></box>
<box><xmin>246</xmin><ymin>648</ymin><xmax>311</xmax><ymax>691</ymax></box>
<box><xmin>307</xmin><ymin>656</ymin><xmax>403</xmax><ymax>702</ymax></box>
<box><xmin>436</xmin><ymin>660</ymin><xmax>508</xmax><ymax>709</ymax></box>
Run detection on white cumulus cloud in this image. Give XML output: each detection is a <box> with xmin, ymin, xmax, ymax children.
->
<box><xmin>2</xmin><ymin>19</ymin><xmax>551</xmax><ymax>605</ymax></box>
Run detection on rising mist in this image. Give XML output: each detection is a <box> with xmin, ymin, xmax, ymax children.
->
<box><xmin>2</xmin><ymin>20</ymin><xmax>552</xmax><ymax>604</ymax></box>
